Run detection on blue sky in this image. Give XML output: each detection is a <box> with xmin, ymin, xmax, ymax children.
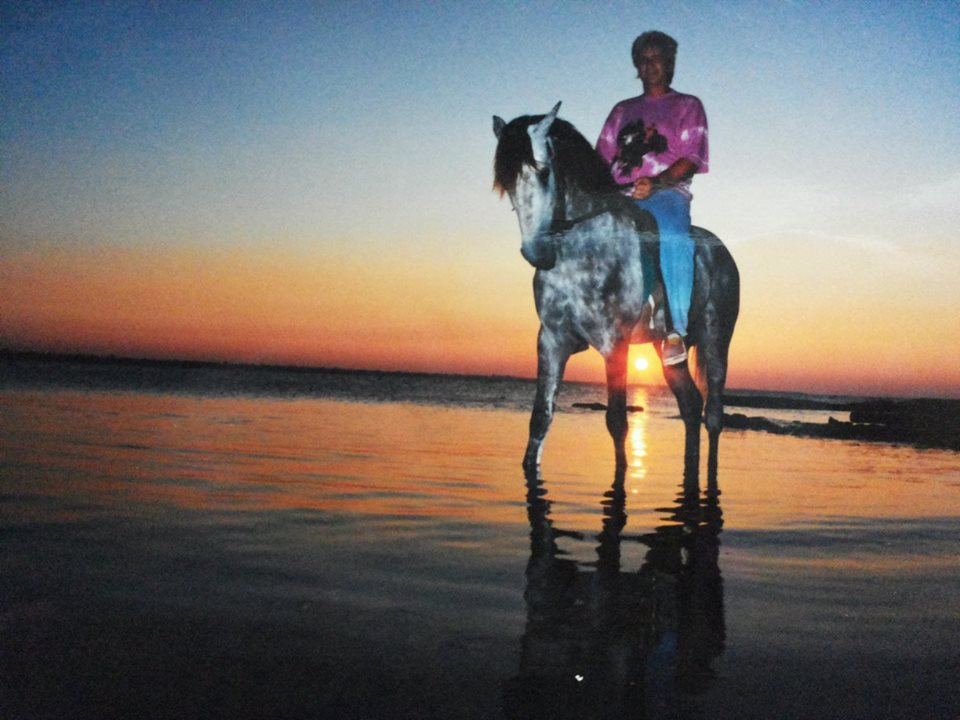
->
<box><xmin>5</xmin><ymin>1</ymin><xmax>957</xmax><ymax>248</ymax></box>
<box><xmin>2</xmin><ymin>1</ymin><xmax>959</xmax><ymax>394</ymax></box>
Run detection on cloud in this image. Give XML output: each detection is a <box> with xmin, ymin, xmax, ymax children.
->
<box><xmin>736</xmin><ymin>227</ymin><xmax>901</xmax><ymax>254</ymax></box>
<box><xmin>702</xmin><ymin>174</ymin><xmax>957</xmax><ymax>272</ymax></box>
<box><xmin>907</xmin><ymin>172</ymin><xmax>960</xmax><ymax>210</ymax></box>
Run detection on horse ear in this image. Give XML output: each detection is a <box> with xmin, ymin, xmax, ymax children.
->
<box><xmin>528</xmin><ymin>101</ymin><xmax>561</xmax><ymax>163</ymax></box>
<box><xmin>531</xmin><ymin>101</ymin><xmax>561</xmax><ymax>134</ymax></box>
<box><xmin>493</xmin><ymin>116</ymin><xmax>506</xmax><ymax>138</ymax></box>
<box><xmin>545</xmin><ymin>101</ymin><xmax>561</xmax><ymax>124</ymax></box>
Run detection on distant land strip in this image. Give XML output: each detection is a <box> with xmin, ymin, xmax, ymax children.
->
<box><xmin>3</xmin><ymin>349</ymin><xmax>957</xmax><ymax>451</ymax></box>
<box><xmin>0</xmin><ymin>348</ymin><xmax>443</xmax><ymax>378</ymax></box>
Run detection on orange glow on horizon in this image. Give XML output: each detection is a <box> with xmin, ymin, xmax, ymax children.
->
<box><xmin>2</xmin><ymin>241</ymin><xmax>960</xmax><ymax>398</ymax></box>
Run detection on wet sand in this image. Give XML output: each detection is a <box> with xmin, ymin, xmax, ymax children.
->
<box><xmin>1</xmin><ymin>387</ymin><xmax>958</xmax><ymax>719</ymax></box>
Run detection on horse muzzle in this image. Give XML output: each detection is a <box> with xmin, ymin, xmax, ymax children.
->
<box><xmin>520</xmin><ymin>237</ymin><xmax>557</xmax><ymax>270</ymax></box>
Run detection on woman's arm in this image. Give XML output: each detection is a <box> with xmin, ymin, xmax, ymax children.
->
<box><xmin>631</xmin><ymin>157</ymin><xmax>699</xmax><ymax>199</ymax></box>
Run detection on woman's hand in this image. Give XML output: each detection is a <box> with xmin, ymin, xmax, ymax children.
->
<box><xmin>633</xmin><ymin>159</ymin><xmax>698</xmax><ymax>200</ymax></box>
<box><xmin>632</xmin><ymin>177</ymin><xmax>656</xmax><ymax>200</ymax></box>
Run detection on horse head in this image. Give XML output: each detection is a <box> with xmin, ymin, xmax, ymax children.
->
<box><xmin>493</xmin><ymin>102</ymin><xmax>562</xmax><ymax>270</ymax></box>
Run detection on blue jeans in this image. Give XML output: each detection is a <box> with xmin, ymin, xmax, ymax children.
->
<box><xmin>635</xmin><ymin>190</ymin><xmax>693</xmax><ymax>336</ymax></box>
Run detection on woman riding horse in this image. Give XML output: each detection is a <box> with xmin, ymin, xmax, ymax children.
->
<box><xmin>596</xmin><ymin>31</ymin><xmax>708</xmax><ymax>367</ymax></box>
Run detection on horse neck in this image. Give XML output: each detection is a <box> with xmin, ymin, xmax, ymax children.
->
<box><xmin>554</xmin><ymin>175</ymin><xmax>613</xmax><ymax>229</ymax></box>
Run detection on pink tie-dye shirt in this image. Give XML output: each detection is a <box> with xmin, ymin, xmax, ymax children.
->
<box><xmin>596</xmin><ymin>90</ymin><xmax>708</xmax><ymax>199</ymax></box>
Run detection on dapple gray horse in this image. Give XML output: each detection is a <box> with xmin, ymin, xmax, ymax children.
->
<box><xmin>493</xmin><ymin>103</ymin><xmax>739</xmax><ymax>475</ymax></box>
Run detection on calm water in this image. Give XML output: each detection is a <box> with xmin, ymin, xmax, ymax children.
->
<box><xmin>1</xmin><ymin>361</ymin><xmax>959</xmax><ymax>719</ymax></box>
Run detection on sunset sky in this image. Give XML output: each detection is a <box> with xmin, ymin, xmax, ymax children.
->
<box><xmin>2</xmin><ymin>1</ymin><xmax>959</xmax><ymax>398</ymax></box>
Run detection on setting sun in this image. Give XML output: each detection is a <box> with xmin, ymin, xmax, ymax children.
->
<box><xmin>627</xmin><ymin>345</ymin><xmax>662</xmax><ymax>381</ymax></box>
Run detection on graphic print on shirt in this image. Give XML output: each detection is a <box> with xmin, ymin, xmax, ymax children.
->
<box><xmin>613</xmin><ymin>118</ymin><xmax>667</xmax><ymax>175</ymax></box>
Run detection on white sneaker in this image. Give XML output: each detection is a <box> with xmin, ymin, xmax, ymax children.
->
<box><xmin>661</xmin><ymin>333</ymin><xmax>687</xmax><ymax>366</ymax></box>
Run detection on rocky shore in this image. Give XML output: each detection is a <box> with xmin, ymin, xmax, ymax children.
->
<box><xmin>724</xmin><ymin>396</ymin><xmax>960</xmax><ymax>451</ymax></box>
<box><xmin>572</xmin><ymin>394</ymin><xmax>960</xmax><ymax>451</ymax></box>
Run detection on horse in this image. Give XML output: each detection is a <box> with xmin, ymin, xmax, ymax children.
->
<box><xmin>492</xmin><ymin>103</ymin><xmax>739</xmax><ymax>476</ymax></box>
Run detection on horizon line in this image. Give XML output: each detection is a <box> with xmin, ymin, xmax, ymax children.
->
<box><xmin>0</xmin><ymin>347</ymin><xmax>938</xmax><ymax>402</ymax></box>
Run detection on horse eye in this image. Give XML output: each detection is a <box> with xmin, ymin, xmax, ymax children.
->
<box><xmin>537</xmin><ymin>166</ymin><xmax>550</xmax><ymax>185</ymax></box>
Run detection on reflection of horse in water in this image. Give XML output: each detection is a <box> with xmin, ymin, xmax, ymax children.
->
<box><xmin>493</xmin><ymin>104</ymin><xmax>739</xmax><ymax>473</ymax></box>
<box><xmin>503</xmin><ymin>468</ymin><xmax>725</xmax><ymax>719</ymax></box>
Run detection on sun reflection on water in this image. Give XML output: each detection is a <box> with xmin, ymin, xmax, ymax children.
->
<box><xmin>627</xmin><ymin>386</ymin><xmax>649</xmax><ymax>490</ymax></box>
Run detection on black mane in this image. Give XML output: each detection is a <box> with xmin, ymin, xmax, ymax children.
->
<box><xmin>493</xmin><ymin>115</ymin><xmax>620</xmax><ymax>197</ymax></box>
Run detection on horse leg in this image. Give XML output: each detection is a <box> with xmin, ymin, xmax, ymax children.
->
<box><xmin>701</xmin><ymin>334</ymin><xmax>733</xmax><ymax>487</ymax></box>
<box><xmin>604</xmin><ymin>342</ymin><xmax>629</xmax><ymax>471</ymax></box>
<box><xmin>659</xmin><ymin>354</ymin><xmax>704</xmax><ymax>476</ymax></box>
<box><xmin>523</xmin><ymin>328</ymin><xmax>571</xmax><ymax>471</ymax></box>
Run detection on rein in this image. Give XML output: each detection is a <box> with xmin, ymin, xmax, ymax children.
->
<box><xmin>548</xmin><ymin>164</ymin><xmax>623</xmax><ymax>235</ymax></box>
<box><xmin>549</xmin><ymin>205</ymin><xmax>614</xmax><ymax>235</ymax></box>
<box><xmin>544</xmin><ymin>145</ymin><xmax>630</xmax><ymax>235</ymax></box>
